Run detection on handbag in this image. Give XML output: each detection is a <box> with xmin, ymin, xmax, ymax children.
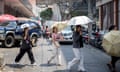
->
<box><xmin>21</xmin><ymin>40</ymin><xmax>32</xmax><ymax>49</ymax></box>
<box><xmin>54</xmin><ymin>41</ymin><xmax>60</xmax><ymax>48</ymax></box>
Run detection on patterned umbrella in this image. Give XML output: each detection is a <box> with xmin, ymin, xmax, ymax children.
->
<box><xmin>102</xmin><ymin>30</ymin><xmax>120</xmax><ymax>57</ymax></box>
<box><xmin>50</xmin><ymin>21</ymin><xmax>68</xmax><ymax>32</ymax></box>
<box><xmin>0</xmin><ymin>14</ymin><xmax>17</xmax><ymax>22</ymax></box>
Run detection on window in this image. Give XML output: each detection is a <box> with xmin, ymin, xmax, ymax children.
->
<box><xmin>0</xmin><ymin>22</ymin><xmax>9</xmax><ymax>26</ymax></box>
<box><xmin>102</xmin><ymin>2</ymin><xmax>114</xmax><ymax>30</ymax></box>
<box><xmin>7</xmin><ymin>21</ymin><xmax>17</xmax><ymax>27</ymax></box>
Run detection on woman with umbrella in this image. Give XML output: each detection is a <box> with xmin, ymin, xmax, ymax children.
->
<box><xmin>14</xmin><ymin>23</ymin><xmax>37</xmax><ymax>65</ymax></box>
<box><xmin>67</xmin><ymin>25</ymin><xmax>86</xmax><ymax>72</ymax></box>
<box><xmin>107</xmin><ymin>25</ymin><xmax>120</xmax><ymax>72</ymax></box>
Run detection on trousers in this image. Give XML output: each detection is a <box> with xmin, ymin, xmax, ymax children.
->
<box><xmin>68</xmin><ymin>48</ymin><xmax>85</xmax><ymax>71</ymax></box>
<box><xmin>15</xmin><ymin>48</ymin><xmax>35</xmax><ymax>64</ymax></box>
<box><xmin>48</xmin><ymin>48</ymin><xmax>62</xmax><ymax>64</ymax></box>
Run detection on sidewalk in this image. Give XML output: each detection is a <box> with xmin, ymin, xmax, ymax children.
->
<box><xmin>0</xmin><ymin>38</ymin><xmax>67</xmax><ymax>72</ymax></box>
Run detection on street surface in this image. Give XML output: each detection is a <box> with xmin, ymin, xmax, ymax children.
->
<box><xmin>0</xmin><ymin>38</ymin><xmax>120</xmax><ymax>72</ymax></box>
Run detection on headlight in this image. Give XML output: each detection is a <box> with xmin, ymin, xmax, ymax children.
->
<box><xmin>0</xmin><ymin>30</ymin><xmax>5</xmax><ymax>33</ymax></box>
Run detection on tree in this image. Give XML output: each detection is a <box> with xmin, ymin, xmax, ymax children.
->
<box><xmin>70</xmin><ymin>10</ymin><xmax>88</xmax><ymax>17</ymax></box>
<box><xmin>40</xmin><ymin>8</ymin><xmax>53</xmax><ymax>20</ymax></box>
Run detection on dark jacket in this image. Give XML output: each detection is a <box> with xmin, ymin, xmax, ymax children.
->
<box><xmin>73</xmin><ymin>31</ymin><xmax>83</xmax><ymax>48</ymax></box>
<box><xmin>21</xmin><ymin>31</ymin><xmax>32</xmax><ymax>49</ymax></box>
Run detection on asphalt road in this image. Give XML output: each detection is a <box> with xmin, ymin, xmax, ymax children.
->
<box><xmin>60</xmin><ymin>44</ymin><xmax>120</xmax><ymax>72</ymax></box>
<box><xmin>0</xmin><ymin>39</ymin><xmax>120</xmax><ymax>72</ymax></box>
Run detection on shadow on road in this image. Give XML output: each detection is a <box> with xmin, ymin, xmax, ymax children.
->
<box><xmin>6</xmin><ymin>64</ymin><xmax>26</xmax><ymax>69</ymax></box>
<box><xmin>40</xmin><ymin>63</ymin><xmax>57</xmax><ymax>67</ymax></box>
<box><xmin>54</xmin><ymin>69</ymin><xmax>78</xmax><ymax>72</ymax></box>
<box><xmin>54</xmin><ymin>70</ymin><xmax>66</xmax><ymax>72</ymax></box>
<box><xmin>0</xmin><ymin>45</ymin><xmax>20</xmax><ymax>49</ymax></box>
<box><xmin>48</xmin><ymin>49</ymin><xmax>53</xmax><ymax>51</ymax></box>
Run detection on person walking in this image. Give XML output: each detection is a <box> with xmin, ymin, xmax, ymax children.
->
<box><xmin>45</xmin><ymin>26</ymin><xmax>50</xmax><ymax>39</ymax></box>
<box><xmin>67</xmin><ymin>25</ymin><xmax>86</xmax><ymax>72</ymax></box>
<box><xmin>14</xmin><ymin>23</ymin><xmax>36</xmax><ymax>65</ymax></box>
<box><xmin>47</xmin><ymin>26</ymin><xmax>63</xmax><ymax>66</ymax></box>
<box><xmin>107</xmin><ymin>25</ymin><xmax>120</xmax><ymax>72</ymax></box>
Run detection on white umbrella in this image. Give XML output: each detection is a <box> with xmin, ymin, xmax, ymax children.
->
<box><xmin>68</xmin><ymin>16</ymin><xmax>93</xmax><ymax>25</ymax></box>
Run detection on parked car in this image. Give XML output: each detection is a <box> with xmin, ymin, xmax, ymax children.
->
<box><xmin>59</xmin><ymin>26</ymin><xmax>73</xmax><ymax>42</ymax></box>
<box><xmin>88</xmin><ymin>31</ymin><xmax>108</xmax><ymax>50</ymax></box>
<box><xmin>0</xmin><ymin>20</ymin><xmax>42</xmax><ymax>47</ymax></box>
<box><xmin>59</xmin><ymin>25</ymin><xmax>88</xmax><ymax>43</ymax></box>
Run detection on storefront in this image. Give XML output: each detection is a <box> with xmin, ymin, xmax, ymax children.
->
<box><xmin>0</xmin><ymin>0</ymin><xmax>4</xmax><ymax>15</ymax></box>
<box><xmin>0</xmin><ymin>0</ymin><xmax>34</xmax><ymax>17</ymax></box>
<box><xmin>119</xmin><ymin>0</ymin><xmax>120</xmax><ymax>29</ymax></box>
<box><xmin>96</xmin><ymin>0</ymin><xmax>119</xmax><ymax>30</ymax></box>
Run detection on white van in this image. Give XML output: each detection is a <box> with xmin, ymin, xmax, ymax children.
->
<box><xmin>59</xmin><ymin>26</ymin><xmax>73</xmax><ymax>42</ymax></box>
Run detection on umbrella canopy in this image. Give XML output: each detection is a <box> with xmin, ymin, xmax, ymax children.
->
<box><xmin>68</xmin><ymin>16</ymin><xmax>93</xmax><ymax>25</ymax></box>
<box><xmin>0</xmin><ymin>14</ymin><xmax>17</xmax><ymax>22</ymax></box>
<box><xmin>50</xmin><ymin>21</ymin><xmax>68</xmax><ymax>32</ymax></box>
<box><xmin>102</xmin><ymin>30</ymin><xmax>120</xmax><ymax>57</ymax></box>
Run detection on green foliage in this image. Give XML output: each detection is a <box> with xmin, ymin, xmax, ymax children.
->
<box><xmin>40</xmin><ymin>8</ymin><xmax>53</xmax><ymax>20</ymax></box>
<box><xmin>70</xmin><ymin>10</ymin><xmax>88</xmax><ymax>17</ymax></box>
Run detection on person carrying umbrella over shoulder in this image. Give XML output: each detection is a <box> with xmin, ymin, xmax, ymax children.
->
<box><xmin>107</xmin><ymin>25</ymin><xmax>120</xmax><ymax>72</ymax></box>
<box><xmin>14</xmin><ymin>23</ymin><xmax>37</xmax><ymax>66</ymax></box>
<box><xmin>67</xmin><ymin>25</ymin><xmax>86</xmax><ymax>72</ymax></box>
<box><xmin>47</xmin><ymin>26</ymin><xmax>63</xmax><ymax>66</ymax></box>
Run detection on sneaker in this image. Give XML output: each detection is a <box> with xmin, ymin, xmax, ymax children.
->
<box><xmin>56</xmin><ymin>64</ymin><xmax>62</xmax><ymax>66</ymax></box>
<box><xmin>78</xmin><ymin>68</ymin><xmax>86</xmax><ymax>72</ymax></box>
<box><xmin>13</xmin><ymin>62</ymin><xmax>19</xmax><ymax>65</ymax></box>
<box><xmin>31</xmin><ymin>62</ymin><xmax>37</xmax><ymax>66</ymax></box>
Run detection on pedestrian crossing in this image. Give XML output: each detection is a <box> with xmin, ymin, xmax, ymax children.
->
<box><xmin>0</xmin><ymin>38</ymin><xmax>67</xmax><ymax>72</ymax></box>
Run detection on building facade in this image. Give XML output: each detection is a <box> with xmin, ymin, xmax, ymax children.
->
<box><xmin>0</xmin><ymin>0</ymin><xmax>34</xmax><ymax>17</ymax></box>
<box><xmin>96</xmin><ymin>0</ymin><xmax>119</xmax><ymax>30</ymax></box>
<box><xmin>0</xmin><ymin>0</ymin><xmax>4</xmax><ymax>15</ymax></box>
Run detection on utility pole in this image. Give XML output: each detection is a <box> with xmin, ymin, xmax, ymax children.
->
<box><xmin>88</xmin><ymin>0</ymin><xmax>93</xmax><ymax>44</ymax></box>
<box><xmin>88</xmin><ymin>0</ymin><xmax>93</xmax><ymax>19</ymax></box>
